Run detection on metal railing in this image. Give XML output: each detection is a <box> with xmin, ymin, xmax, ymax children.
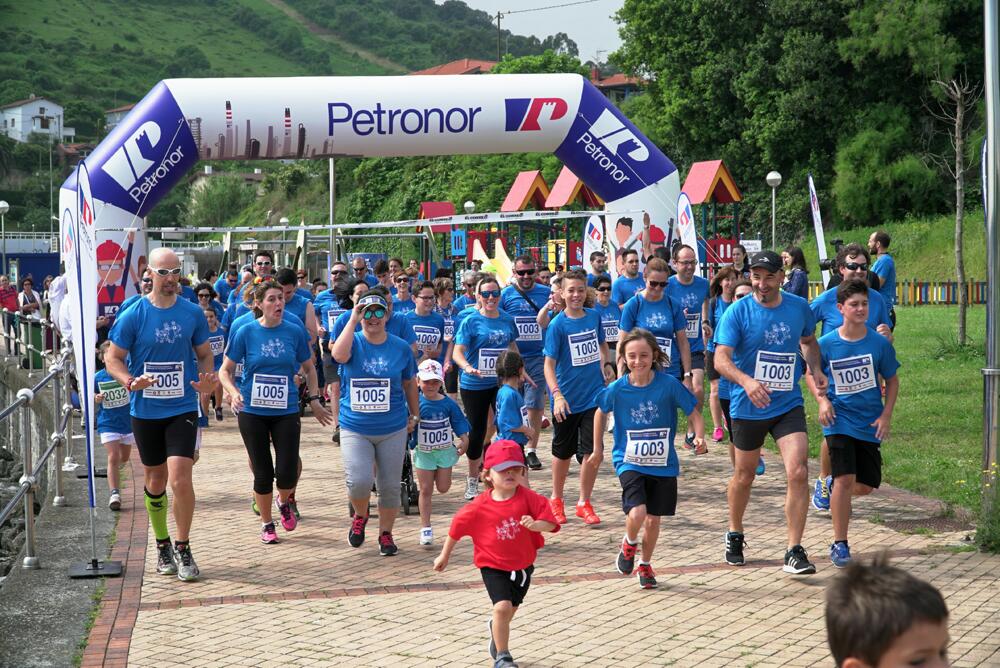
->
<box><xmin>0</xmin><ymin>328</ymin><xmax>74</xmax><ymax>571</ymax></box>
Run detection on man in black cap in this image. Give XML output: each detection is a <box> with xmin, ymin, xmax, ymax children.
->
<box><xmin>713</xmin><ymin>250</ymin><xmax>828</xmax><ymax>575</ymax></box>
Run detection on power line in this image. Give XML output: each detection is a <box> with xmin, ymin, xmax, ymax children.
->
<box><xmin>503</xmin><ymin>0</ymin><xmax>601</xmax><ymax>16</ymax></box>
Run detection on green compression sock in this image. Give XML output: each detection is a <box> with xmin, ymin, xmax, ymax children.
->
<box><xmin>144</xmin><ymin>488</ymin><xmax>170</xmax><ymax>541</ymax></box>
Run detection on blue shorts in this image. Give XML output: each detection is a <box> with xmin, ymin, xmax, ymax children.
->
<box><xmin>522</xmin><ymin>355</ymin><xmax>547</xmax><ymax>411</ymax></box>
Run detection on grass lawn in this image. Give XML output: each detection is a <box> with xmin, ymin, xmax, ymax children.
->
<box><xmin>687</xmin><ymin>304</ymin><xmax>987</xmax><ymax>510</ymax></box>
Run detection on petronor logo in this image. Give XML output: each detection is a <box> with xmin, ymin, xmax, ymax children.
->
<box><xmin>505</xmin><ymin>98</ymin><xmax>569</xmax><ymax>131</ymax></box>
<box><xmin>102</xmin><ymin>121</ymin><xmax>186</xmax><ymax>204</ymax></box>
<box><xmin>586</xmin><ymin>109</ymin><xmax>649</xmax><ymax>162</ymax></box>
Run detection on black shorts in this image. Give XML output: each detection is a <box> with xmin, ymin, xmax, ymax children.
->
<box><xmin>444</xmin><ymin>362</ymin><xmax>458</xmax><ymax>394</ymax></box>
<box><xmin>481</xmin><ymin>565</ymin><xmax>534</xmax><ymax>607</ymax></box>
<box><xmin>321</xmin><ymin>349</ymin><xmax>339</xmax><ymax>382</ymax></box>
<box><xmin>828</xmin><ymin>434</ymin><xmax>882</xmax><ymax>488</ymax></box>
<box><xmin>619</xmin><ymin>470</ymin><xmax>677</xmax><ymax>516</ymax></box>
<box><xmin>732</xmin><ymin>405</ymin><xmax>807</xmax><ymax>452</ymax></box>
<box><xmin>131</xmin><ymin>412</ymin><xmax>198</xmax><ymax>466</ymax></box>
<box><xmin>706</xmin><ymin>351</ymin><xmax>720</xmax><ymax>381</ymax></box>
<box><xmin>551</xmin><ymin>407</ymin><xmax>596</xmax><ymax>460</ymax></box>
<box><xmin>719</xmin><ymin>398</ymin><xmax>733</xmax><ymax>442</ymax></box>
<box><xmin>689</xmin><ymin>350</ymin><xmax>705</xmax><ymax>371</ymax></box>
<box><xmin>888</xmin><ymin>307</ymin><xmax>897</xmax><ymax>331</ymax></box>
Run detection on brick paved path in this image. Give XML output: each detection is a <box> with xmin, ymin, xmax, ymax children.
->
<box><xmin>82</xmin><ymin>415</ymin><xmax>1000</xmax><ymax>667</ymax></box>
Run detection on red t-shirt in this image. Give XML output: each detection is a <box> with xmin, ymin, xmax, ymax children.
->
<box><xmin>448</xmin><ymin>485</ymin><xmax>560</xmax><ymax>571</ymax></box>
<box><xmin>0</xmin><ymin>286</ymin><xmax>17</xmax><ymax>312</ymax></box>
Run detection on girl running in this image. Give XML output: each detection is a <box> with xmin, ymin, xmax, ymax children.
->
<box><xmin>203</xmin><ymin>307</ymin><xmax>226</xmax><ymax>422</ymax></box>
<box><xmin>95</xmin><ymin>341</ymin><xmax>135</xmax><ymax>511</ymax></box>
<box><xmin>594</xmin><ymin>329</ymin><xmax>698</xmax><ymax>589</ymax></box>
<box><xmin>706</xmin><ymin>267</ymin><xmax>737</xmax><ymax>442</ymax></box>
<box><xmin>494</xmin><ymin>351</ymin><xmax>535</xmax><ymax>450</ymax></box>
<box><xmin>413</xmin><ymin>359</ymin><xmax>470</xmax><ymax>546</ymax></box>
<box><xmin>433</xmin><ymin>441</ymin><xmax>559</xmax><ymax>668</ymax></box>
<box><xmin>219</xmin><ymin>280</ymin><xmax>332</xmax><ymax>544</ymax></box>
<box><xmin>433</xmin><ymin>277</ymin><xmax>460</xmax><ymax>400</ymax></box>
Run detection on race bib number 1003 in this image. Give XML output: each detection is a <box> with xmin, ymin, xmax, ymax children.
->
<box><xmin>753</xmin><ymin>351</ymin><xmax>796</xmax><ymax>392</ymax></box>
<box><xmin>624</xmin><ymin>429</ymin><xmax>670</xmax><ymax>467</ymax></box>
<box><xmin>830</xmin><ymin>354</ymin><xmax>877</xmax><ymax>396</ymax></box>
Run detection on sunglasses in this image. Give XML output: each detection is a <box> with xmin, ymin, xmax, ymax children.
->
<box><xmin>197</xmin><ymin>293</ymin><xmax>211</xmax><ymax>298</ymax></box>
<box><xmin>515</xmin><ymin>268</ymin><xmax>535</xmax><ymax>276</ymax></box>
<box><xmin>297</xmin><ymin>274</ymin><xmax>307</xmax><ymax>279</ymax></box>
<box><xmin>479</xmin><ymin>289</ymin><xmax>501</xmax><ymax>299</ymax></box>
<box><xmin>353</xmin><ymin>266</ymin><xmax>366</xmax><ymax>272</ymax></box>
<box><xmin>255</xmin><ymin>261</ymin><xmax>272</xmax><ymax>267</ymax></box>
<box><xmin>152</xmin><ymin>267</ymin><xmax>182</xmax><ymax>276</ymax></box>
<box><xmin>395</xmin><ymin>277</ymin><xmax>409</xmax><ymax>283</ymax></box>
<box><xmin>362</xmin><ymin>308</ymin><xmax>386</xmax><ymax>320</ymax></box>
<box><xmin>142</xmin><ymin>278</ymin><xmax>152</xmax><ymax>284</ymax></box>
<box><xmin>843</xmin><ymin>262</ymin><xmax>868</xmax><ymax>271</ymax></box>
<box><xmin>596</xmin><ymin>287</ymin><xmax>610</xmax><ymax>292</ymax></box>
<box><xmin>735</xmin><ymin>292</ymin><xmax>750</xmax><ymax>300</ymax></box>
<box><xmin>331</xmin><ymin>270</ymin><xmax>346</xmax><ymax>276</ymax></box>
<box><xmin>647</xmin><ymin>280</ymin><xmax>667</xmax><ymax>288</ymax></box>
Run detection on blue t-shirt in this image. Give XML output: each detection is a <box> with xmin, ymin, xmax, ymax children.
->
<box><xmin>495</xmin><ymin>383</ymin><xmax>528</xmax><ymax>446</ymax></box>
<box><xmin>619</xmin><ymin>294</ymin><xmax>687</xmax><ymax>375</ymax></box>
<box><xmin>225</xmin><ymin>319</ymin><xmax>311</xmax><ymax>416</ymax></box>
<box><xmin>819</xmin><ymin>329</ymin><xmax>900</xmax><ymax>443</ymax></box>
<box><xmin>667</xmin><ymin>275</ymin><xmax>710</xmax><ymax>354</ymax></box>
<box><xmin>871</xmin><ymin>254</ymin><xmax>897</xmax><ymax>306</ymax></box>
<box><xmin>416</xmin><ymin>393</ymin><xmax>471</xmax><ymax>451</ymax></box>
<box><xmin>455</xmin><ymin>311</ymin><xmax>519</xmax><ymax>390</ymax></box>
<box><xmin>296</xmin><ymin>287</ymin><xmax>314</xmax><ymax>303</ymax></box>
<box><xmin>587</xmin><ymin>271</ymin><xmax>611</xmax><ymax>287</ymax></box>
<box><xmin>229</xmin><ymin>310</ymin><xmax>304</xmax><ymax>343</ymax></box>
<box><xmin>214</xmin><ymin>277</ymin><xmax>235</xmax><ymax>304</ymax></box>
<box><xmin>332</xmin><ymin>310</ymin><xmax>416</xmax><ymax>346</ymax></box>
<box><xmin>95</xmin><ymin>369</ymin><xmax>131</xmax><ymax>435</ymax></box>
<box><xmin>117</xmin><ymin>293</ymin><xmax>143</xmax><ymax>316</ymax></box>
<box><xmin>313</xmin><ymin>290</ymin><xmax>347</xmax><ymax>343</ymax></box>
<box><xmin>611</xmin><ymin>275</ymin><xmax>645</xmax><ymax>305</ymax></box>
<box><xmin>500</xmin><ymin>283</ymin><xmax>551</xmax><ymax>360</ymax></box>
<box><xmin>284</xmin><ymin>293</ymin><xmax>312</xmax><ymax>333</ymax></box>
<box><xmin>206</xmin><ymin>326</ymin><xmax>227</xmax><ymax>371</ymax></box>
<box><xmin>222</xmin><ymin>300</ymin><xmax>251</xmax><ymax>331</ymax></box>
<box><xmin>708</xmin><ymin>296</ymin><xmax>734</xmax><ymax>399</ymax></box>
<box><xmin>542</xmin><ymin>309</ymin><xmax>606</xmax><ymax>414</ymax></box>
<box><xmin>593</xmin><ymin>300</ymin><xmax>622</xmax><ymax>345</ymax></box>
<box><xmin>180</xmin><ymin>284</ymin><xmax>198</xmax><ymax>304</ymax></box>
<box><xmin>338</xmin><ymin>333</ymin><xmax>416</xmax><ymax>434</ymax></box>
<box><xmin>810</xmin><ymin>287</ymin><xmax>891</xmax><ymax>337</ymax></box>
<box><xmin>597</xmin><ymin>371</ymin><xmax>697</xmax><ymax>477</ymax></box>
<box><xmin>392</xmin><ymin>297</ymin><xmax>416</xmax><ymax>315</ymax></box>
<box><xmin>453</xmin><ymin>295</ymin><xmax>475</xmax><ymax>311</ymax></box>
<box><xmin>108</xmin><ymin>297</ymin><xmax>210</xmax><ymax>419</ymax></box>
<box><xmin>714</xmin><ymin>293</ymin><xmax>816</xmax><ymax>420</ymax></box>
<box><xmin>406</xmin><ymin>310</ymin><xmax>446</xmax><ymax>363</ymax></box>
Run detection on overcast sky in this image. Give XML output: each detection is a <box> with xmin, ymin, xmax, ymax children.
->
<box><xmin>452</xmin><ymin>0</ymin><xmax>624</xmax><ymax>64</ymax></box>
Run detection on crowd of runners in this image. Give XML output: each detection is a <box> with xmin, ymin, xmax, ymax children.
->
<box><xmin>90</xmin><ymin>229</ymin><xmax>903</xmax><ymax>667</ymax></box>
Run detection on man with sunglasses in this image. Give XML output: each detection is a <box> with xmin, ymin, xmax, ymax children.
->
<box><xmin>105</xmin><ymin>247</ymin><xmax>217</xmax><ymax>582</ymax></box>
<box><xmin>351</xmin><ymin>256</ymin><xmax>379</xmax><ymax>288</ymax></box>
<box><xmin>714</xmin><ymin>250</ymin><xmax>826</xmax><ymax>575</ymax></box>
<box><xmin>501</xmin><ymin>255</ymin><xmax>552</xmax><ymax>471</ymax></box>
<box><xmin>611</xmin><ymin>249</ymin><xmax>645</xmax><ymax>306</ymax></box>
<box><xmin>807</xmin><ymin>243</ymin><xmax>893</xmax><ymax>513</ymax></box>
<box><xmin>668</xmin><ymin>244</ymin><xmax>711</xmax><ymax>453</ymax></box>
<box><xmin>392</xmin><ymin>273</ymin><xmax>416</xmax><ymax>314</ymax></box>
<box><xmin>214</xmin><ymin>268</ymin><xmax>239</xmax><ymax>305</ymax></box>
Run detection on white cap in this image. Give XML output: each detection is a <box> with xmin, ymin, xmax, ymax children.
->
<box><xmin>417</xmin><ymin>359</ymin><xmax>444</xmax><ymax>382</ymax></box>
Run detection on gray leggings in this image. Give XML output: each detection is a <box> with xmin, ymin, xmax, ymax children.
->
<box><xmin>340</xmin><ymin>428</ymin><xmax>407</xmax><ymax>508</ymax></box>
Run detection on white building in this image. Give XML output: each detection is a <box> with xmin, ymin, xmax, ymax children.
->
<box><xmin>0</xmin><ymin>95</ymin><xmax>75</xmax><ymax>144</ymax></box>
<box><xmin>104</xmin><ymin>103</ymin><xmax>135</xmax><ymax>133</ymax></box>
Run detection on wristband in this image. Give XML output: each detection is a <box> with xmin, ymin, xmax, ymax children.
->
<box><xmin>307</xmin><ymin>395</ymin><xmax>322</xmax><ymax>402</ymax></box>
<box><xmin>125</xmin><ymin>376</ymin><xmax>136</xmax><ymax>391</ymax></box>
<box><xmin>683</xmin><ymin>371</ymin><xmax>693</xmax><ymax>379</ymax></box>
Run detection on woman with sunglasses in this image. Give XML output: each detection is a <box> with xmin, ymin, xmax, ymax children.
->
<box><xmin>433</xmin><ymin>277</ymin><xmax>460</xmax><ymax>400</ymax></box>
<box><xmin>453</xmin><ymin>275</ymin><xmax>521</xmax><ymax>500</ymax></box>
<box><xmin>592</xmin><ymin>275</ymin><xmax>621</xmax><ymax>382</ymax></box>
<box><xmin>453</xmin><ymin>270</ymin><xmax>479</xmax><ymax>311</ymax></box>
<box><xmin>392</xmin><ymin>273</ymin><xmax>416</xmax><ymax>315</ymax></box>
<box><xmin>195</xmin><ymin>283</ymin><xmax>225</xmax><ymax>321</ymax></box>
<box><xmin>220</xmin><ymin>279</ymin><xmax>332</xmax><ymax>545</ymax></box>
<box><xmin>618</xmin><ymin>258</ymin><xmax>692</xmax><ymax>390</ymax></box>
<box><xmin>332</xmin><ymin>292</ymin><xmax>419</xmax><ymax>555</ymax></box>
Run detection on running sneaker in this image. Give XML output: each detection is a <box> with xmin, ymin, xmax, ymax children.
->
<box><xmin>378</xmin><ymin>531</ymin><xmax>398</xmax><ymax>556</ymax></box>
<box><xmin>487</xmin><ymin>619</ymin><xmax>497</xmax><ymax>659</ymax></box>
<box><xmin>616</xmin><ymin>537</ymin><xmax>638</xmax><ymax>575</ymax></box>
<box><xmin>830</xmin><ymin>541</ymin><xmax>852</xmax><ymax>569</ymax></box>
<box><xmin>155</xmin><ymin>540</ymin><xmax>176</xmax><ymax>575</ymax></box>
<box><xmin>783</xmin><ymin>545</ymin><xmax>817</xmax><ymax>575</ymax></box>
<box><xmin>636</xmin><ymin>563</ymin><xmax>658</xmax><ymax>589</ymax></box>
<box><xmin>260</xmin><ymin>522</ymin><xmax>279</xmax><ymax>544</ymax></box>
<box><xmin>464</xmin><ymin>476</ymin><xmax>479</xmax><ymax>500</ymax></box>
<box><xmin>525</xmin><ymin>451</ymin><xmax>542</xmax><ymax>471</ymax></box>
<box><xmin>494</xmin><ymin>651</ymin><xmax>518</xmax><ymax>668</ymax></box>
<box><xmin>419</xmin><ymin>527</ymin><xmax>433</xmax><ymax>546</ymax></box>
<box><xmin>725</xmin><ymin>531</ymin><xmax>746</xmax><ymax>566</ymax></box>
<box><xmin>549</xmin><ymin>497</ymin><xmax>567</xmax><ymax>524</ymax></box>
<box><xmin>288</xmin><ymin>493</ymin><xmax>300</xmax><ymax>521</ymax></box>
<box><xmin>172</xmin><ymin>543</ymin><xmax>200</xmax><ymax>581</ymax></box>
<box><xmin>331</xmin><ymin>427</ymin><xmax>341</xmax><ymax>444</ymax></box>
<box><xmin>683</xmin><ymin>433</ymin><xmax>695</xmax><ymax>450</ymax></box>
<box><xmin>756</xmin><ymin>456</ymin><xmax>766</xmax><ymax>476</ymax></box>
<box><xmin>712</xmin><ymin>426</ymin><xmax>725</xmax><ymax>442</ymax></box>
<box><xmin>348</xmin><ymin>514</ymin><xmax>368</xmax><ymax>547</ymax></box>
<box><xmin>215</xmin><ymin>407</ymin><xmax>223</xmax><ymax>422</ymax></box>
<box><xmin>108</xmin><ymin>490</ymin><xmax>121</xmax><ymax>511</ymax></box>
<box><xmin>277</xmin><ymin>500</ymin><xmax>297</xmax><ymax>532</ymax></box>
<box><xmin>575</xmin><ymin>500</ymin><xmax>601</xmax><ymax>525</ymax></box>
<box><xmin>812</xmin><ymin>477</ymin><xmax>831</xmax><ymax>511</ymax></box>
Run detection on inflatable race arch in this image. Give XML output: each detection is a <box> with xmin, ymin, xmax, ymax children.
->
<box><xmin>58</xmin><ymin>74</ymin><xmax>681</xmax><ymax>497</ymax></box>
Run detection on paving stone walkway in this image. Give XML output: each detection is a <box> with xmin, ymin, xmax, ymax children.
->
<box><xmin>82</xmin><ymin>415</ymin><xmax>1000</xmax><ymax>667</ymax></box>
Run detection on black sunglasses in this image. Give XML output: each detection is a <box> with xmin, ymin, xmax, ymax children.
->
<box><xmin>843</xmin><ymin>262</ymin><xmax>868</xmax><ymax>271</ymax></box>
<box><xmin>647</xmin><ymin>280</ymin><xmax>667</xmax><ymax>288</ymax></box>
<box><xmin>515</xmin><ymin>268</ymin><xmax>536</xmax><ymax>276</ymax></box>
<box><xmin>596</xmin><ymin>287</ymin><xmax>610</xmax><ymax>292</ymax></box>
<box><xmin>197</xmin><ymin>292</ymin><xmax>211</xmax><ymax>298</ymax></box>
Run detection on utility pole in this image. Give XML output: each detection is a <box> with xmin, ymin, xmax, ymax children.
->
<box><xmin>496</xmin><ymin>11</ymin><xmax>502</xmax><ymax>62</ymax></box>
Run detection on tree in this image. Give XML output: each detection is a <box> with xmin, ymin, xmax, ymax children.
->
<box><xmin>490</xmin><ymin>50</ymin><xmax>589</xmax><ymax>76</ymax></box>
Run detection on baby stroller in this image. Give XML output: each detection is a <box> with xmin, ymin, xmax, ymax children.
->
<box><xmin>347</xmin><ymin>430</ymin><xmax>420</xmax><ymax>517</ymax></box>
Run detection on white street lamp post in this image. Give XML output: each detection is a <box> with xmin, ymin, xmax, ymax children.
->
<box><xmin>766</xmin><ymin>171</ymin><xmax>782</xmax><ymax>249</ymax></box>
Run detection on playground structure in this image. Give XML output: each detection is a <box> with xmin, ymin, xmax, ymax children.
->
<box><xmin>679</xmin><ymin>160</ymin><xmax>744</xmax><ymax>268</ymax></box>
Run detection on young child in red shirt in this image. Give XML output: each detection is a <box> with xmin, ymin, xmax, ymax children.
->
<box><xmin>433</xmin><ymin>440</ymin><xmax>559</xmax><ymax>668</ymax></box>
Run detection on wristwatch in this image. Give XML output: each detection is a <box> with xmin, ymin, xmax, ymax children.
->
<box><xmin>683</xmin><ymin>371</ymin><xmax>694</xmax><ymax>379</ymax></box>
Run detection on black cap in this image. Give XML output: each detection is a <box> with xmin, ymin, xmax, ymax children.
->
<box><xmin>749</xmin><ymin>250</ymin><xmax>783</xmax><ymax>273</ymax></box>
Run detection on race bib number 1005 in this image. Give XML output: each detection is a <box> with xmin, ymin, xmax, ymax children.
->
<box><xmin>143</xmin><ymin>362</ymin><xmax>184</xmax><ymax>399</ymax></box>
<box><xmin>350</xmin><ymin>378</ymin><xmax>390</xmax><ymax>413</ymax></box>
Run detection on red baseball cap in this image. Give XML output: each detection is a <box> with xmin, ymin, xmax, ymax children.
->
<box><xmin>483</xmin><ymin>440</ymin><xmax>525</xmax><ymax>472</ymax></box>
